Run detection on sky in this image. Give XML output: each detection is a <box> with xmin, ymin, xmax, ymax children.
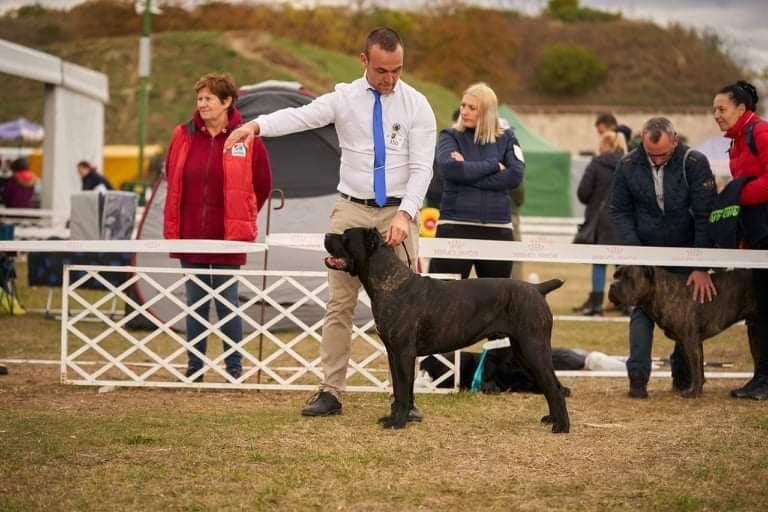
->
<box><xmin>1</xmin><ymin>0</ymin><xmax>766</xmax><ymax>71</ymax></box>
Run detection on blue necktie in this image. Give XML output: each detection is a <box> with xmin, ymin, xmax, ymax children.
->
<box><xmin>371</xmin><ymin>89</ymin><xmax>386</xmax><ymax>207</ymax></box>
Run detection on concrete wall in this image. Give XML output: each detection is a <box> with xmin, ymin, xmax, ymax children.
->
<box><xmin>512</xmin><ymin>108</ymin><xmax>724</xmax><ymax>218</ymax></box>
<box><xmin>517</xmin><ymin>109</ymin><xmax>722</xmax><ymax>155</ymax></box>
<box><xmin>0</xmin><ymin>39</ymin><xmax>108</xmax><ymax>227</ymax></box>
<box><xmin>42</xmin><ymin>83</ymin><xmax>105</xmax><ymax>224</ymax></box>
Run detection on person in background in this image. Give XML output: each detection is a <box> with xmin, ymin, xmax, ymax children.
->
<box><xmin>224</xmin><ymin>28</ymin><xmax>436</xmax><ymax>419</ymax></box>
<box><xmin>610</xmin><ymin>117</ymin><xmax>717</xmax><ymax>399</ymax></box>
<box><xmin>428</xmin><ymin>82</ymin><xmax>525</xmax><ymax>280</ymax></box>
<box><xmin>77</xmin><ymin>160</ymin><xmax>113</xmax><ymax>193</ymax></box>
<box><xmin>2</xmin><ymin>158</ymin><xmax>37</xmax><ymax>208</ymax></box>
<box><xmin>573</xmin><ymin>130</ymin><xmax>625</xmax><ymax>315</ymax></box>
<box><xmin>595</xmin><ymin>112</ymin><xmax>633</xmax><ymax>151</ymax></box>
<box><xmin>163</xmin><ymin>71</ymin><xmax>273</xmax><ymax>382</ymax></box>
<box><xmin>712</xmin><ymin>80</ymin><xmax>768</xmax><ymax>400</ymax></box>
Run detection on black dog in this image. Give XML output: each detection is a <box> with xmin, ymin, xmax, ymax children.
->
<box><xmin>324</xmin><ymin>228</ymin><xmax>570</xmax><ymax>433</ymax></box>
<box><xmin>608</xmin><ymin>266</ymin><xmax>759</xmax><ymax>397</ymax></box>
<box><xmin>420</xmin><ymin>347</ymin><xmax>584</xmax><ymax>395</ymax></box>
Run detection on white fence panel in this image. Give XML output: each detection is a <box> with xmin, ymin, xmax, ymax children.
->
<box><xmin>60</xmin><ymin>265</ymin><xmax>459</xmax><ymax>393</ymax></box>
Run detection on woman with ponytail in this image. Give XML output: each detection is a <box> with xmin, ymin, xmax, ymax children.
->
<box><xmin>713</xmin><ymin>79</ymin><xmax>768</xmax><ymax>399</ymax></box>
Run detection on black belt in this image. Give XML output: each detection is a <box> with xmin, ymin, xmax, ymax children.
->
<box><xmin>340</xmin><ymin>193</ymin><xmax>401</xmax><ymax>208</ymax></box>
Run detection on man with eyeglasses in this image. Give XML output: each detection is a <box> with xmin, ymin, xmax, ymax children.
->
<box><xmin>610</xmin><ymin>117</ymin><xmax>717</xmax><ymax>398</ymax></box>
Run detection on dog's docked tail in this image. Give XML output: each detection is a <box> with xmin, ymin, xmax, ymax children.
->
<box><xmin>535</xmin><ymin>279</ymin><xmax>564</xmax><ymax>296</ymax></box>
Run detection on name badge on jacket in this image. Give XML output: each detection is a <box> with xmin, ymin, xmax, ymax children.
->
<box><xmin>387</xmin><ymin>122</ymin><xmax>404</xmax><ymax>148</ymax></box>
<box><xmin>231</xmin><ymin>143</ymin><xmax>247</xmax><ymax>157</ymax></box>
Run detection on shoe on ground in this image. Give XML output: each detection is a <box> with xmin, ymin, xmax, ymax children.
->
<box><xmin>184</xmin><ymin>367</ymin><xmax>204</xmax><ymax>383</ymax></box>
<box><xmin>731</xmin><ymin>375</ymin><xmax>768</xmax><ymax>400</ymax></box>
<box><xmin>302</xmin><ymin>391</ymin><xmax>342</xmax><ymax>416</ymax></box>
<box><xmin>571</xmin><ymin>297</ymin><xmax>590</xmax><ymax>313</ymax></box>
<box><xmin>628</xmin><ymin>374</ymin><xmax>648</xmax><ymax>399</ymax></box>
<box><xmin>582</xmin><ymin>304</ymin><xmax>604</xmax><ymax>316</ymax></box>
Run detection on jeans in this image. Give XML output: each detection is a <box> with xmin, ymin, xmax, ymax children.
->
<box><xmin>591</xmin><ymin>264</ymin><xmax>606</xmax><ymax>293</ymax></box>
<box><xmin>181</xmin><ymin>262</ymin><xmax>243</xmax><ymax>372</ymax></box>
<box><xmin>626</xmin><ymin>306</ymin><xmax>654</xmax><ymax>379</ymax></box>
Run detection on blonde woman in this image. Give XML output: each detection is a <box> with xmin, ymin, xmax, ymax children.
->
<box><xmin>428</xmin><ymin>82</ymin><xmax>525</xmax><ymax>278</ymax></box>
<box><xmin>573</xmin><ymin>130</ymin><xmax>626</xmax><ymax>315</ymax></box>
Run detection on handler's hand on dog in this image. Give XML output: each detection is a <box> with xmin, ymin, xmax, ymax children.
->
<box><xmin>386</xmin><ymin>211</ymin><xmax>411</xmax><ymax>246</ymax></box>
<box><xmin>687</xmin><ymin>270</ymin><xmax>717</xmax><ymax>304</ymax></box>
<box><xmin>223</xmin><ymin>122</ymin><xmax>258</xmax><ymax>152</ymax></box>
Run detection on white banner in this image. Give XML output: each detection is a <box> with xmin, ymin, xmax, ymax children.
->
<box><xmin>2</xmin><ymin>235</ymin><xmax>768</xmax><ymax>269</ymax></box>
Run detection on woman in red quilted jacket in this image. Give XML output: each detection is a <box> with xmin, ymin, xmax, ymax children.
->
<box><xmin>713</xmin><ymin>79</ymin><xmax>768</xmax><ymax>399</ymax></box>
<box><xmin>163</xmin><ymin>72</ymin><xmax>272</xmax><ymax>382</ymax></box>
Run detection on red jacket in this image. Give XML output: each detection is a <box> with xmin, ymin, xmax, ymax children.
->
<box><xmin>163</xmin><ymin>109</ymin><xmax>272</xmax><ymax>265</ymax></box>
<box><xmin>2</xmin><ymin>169</ymin><xmax>37</xmax><ymax>208</ymax></box>
<box><xmin>725</xmin><ymin>111</ymin><xmax>768</xmax><ymax>205</ymax></box>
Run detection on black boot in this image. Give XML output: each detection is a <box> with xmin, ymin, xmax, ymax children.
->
<box><xmin>572</xmin><ymin>295</ymin><xmax>591</xmax><ymax>312</ymax></box>
<box><xmin>628</xmin><ymin>373</ymin><xmax>649</xmax><ymax>399</ymax></box>
<box><xmin>581</xmin><ymin>292</ymin><xmax>604</xmax><ymax>316</ymax></box>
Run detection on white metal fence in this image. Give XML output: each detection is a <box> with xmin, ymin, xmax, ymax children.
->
<box><xmin>60</xmin><ymin>264</ymin><xmax>460</xmax><ymax>392</ymax></box>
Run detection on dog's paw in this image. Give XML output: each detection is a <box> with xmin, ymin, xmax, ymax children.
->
<box><xmin>542</xmin><ymin>414</ymin><xmax>569</xmax><ymax>433</ymax></box>
<box><xmin>681</xmin><ymin>387</ymin><xmax>703</xmax><ymax>399</ymax></box>
<box><xmin>379</xmin><ymin>416</ymin><xmax>407</xmax><ymax>429</ymax></box>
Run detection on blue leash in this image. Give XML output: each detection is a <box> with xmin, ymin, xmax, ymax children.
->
<box><xmin>470</xmin><ymin>349</ymin><xmax>488</xmax><ymax>392</ymax></box>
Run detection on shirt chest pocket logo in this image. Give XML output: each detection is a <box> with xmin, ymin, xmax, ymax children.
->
<box><xmin>387</xmin><ymin>122</ymin><xmax>405</xmax><ymax>149</ymax></box>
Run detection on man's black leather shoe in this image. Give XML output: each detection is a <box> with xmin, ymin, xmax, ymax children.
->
<box><xmin>302</xmin><ymin>391</ymin><xmax>342</xmax><ymax>416</ymax></box>
<box><xmin>184</xmin><ymin>367</ymin><xmax>204</xmax><ymax>383</ymax></box>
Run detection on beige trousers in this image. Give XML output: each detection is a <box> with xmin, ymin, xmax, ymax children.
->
<box><xmin>320</xmin><ymin>197</ymin><xmax>419</xmax><ymax>398</ymax></box>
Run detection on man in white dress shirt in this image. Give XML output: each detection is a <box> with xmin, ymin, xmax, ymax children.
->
<box><xmin>224</xmin><ymin>27</ymin><xmax>437</xmax><ymax>418</ymax></box>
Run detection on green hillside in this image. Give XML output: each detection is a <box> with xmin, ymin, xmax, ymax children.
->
<box><xmin>0</xmin><ymin>30</ymin><xmax>460</xmax><ymax>146</ymax></box>
<box><xmin>1</xmin><ymin>0</ymin><xmax>751</xmax><ymax>133</ymax></box>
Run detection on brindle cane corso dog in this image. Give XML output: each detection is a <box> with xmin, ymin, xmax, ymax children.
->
<box><xmin>609</xmin><ymin>266</ymin><xmax>759</xmax><ymax>397</ymax></box>
<box><xmin>324</xmin><ymin>227</ymin><xmax>570</xmax><ymax>433</ymax></box>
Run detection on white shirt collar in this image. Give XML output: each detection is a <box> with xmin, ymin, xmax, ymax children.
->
<box><xmin>361</xmin><ymin>72</ymin><xmax>399</xmax><ymax>95</ymax></box>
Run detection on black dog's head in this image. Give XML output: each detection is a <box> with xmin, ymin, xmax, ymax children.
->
<box><xmin>608</xmin><ymin>266</ymin><xmax>655</xmax><ymax>307</ymax></box>
<box><xmin>324</xmin><ymin>227</ymin><xmax>385</xmax><ymax>276</ymax></box>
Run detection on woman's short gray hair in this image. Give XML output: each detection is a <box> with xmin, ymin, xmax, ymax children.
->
<box><xmin>642</xmin><ymin>117</ymin><xmax>676</xmax><ymax>143</ymax></box>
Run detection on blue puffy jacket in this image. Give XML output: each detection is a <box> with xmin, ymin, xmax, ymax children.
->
<box><xmin>437</xmin><ymin>128</ymin><xmax>525</xmax><ymax>224</ymax></box>
<box><xmin>610</xmin><ymin>143</ymin><xmax>716</xmax><ymax>248</ymax></box>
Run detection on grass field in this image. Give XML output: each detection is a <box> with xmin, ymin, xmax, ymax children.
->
<box><xmin>1</xmin><ymin>261</ymin><xmax>766</xmax><ymax>511</ymax></box>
